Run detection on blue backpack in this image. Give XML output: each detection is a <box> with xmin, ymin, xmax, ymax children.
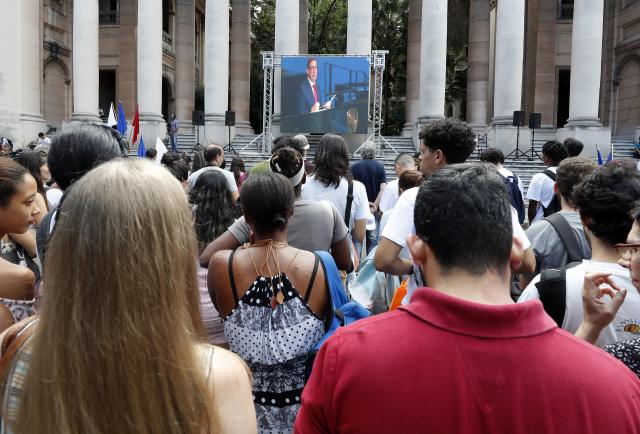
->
<box><xmin>312</xmin><ymin>250</ymin><xmax>370</xmax><ymax>351</ymax></box>
<box><xmin>500</xmin><ymin>173</ymin><xmax>525</xmax><ymax>224</ymax></box>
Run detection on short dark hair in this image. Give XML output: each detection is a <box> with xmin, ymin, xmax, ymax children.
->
<box><xmin>563</xmin><ymin>138</ymin><xmax>584</xmax><ymax>157</ymax></box>
<box><xmin>203</xmin><ymin>144</ymin><xmax>223</xmax><ymax>163</ymax></box>
<box><xmin>161</xmin><ymin>152</ymin><xmax>189</xmax><ymax>182</ymax></box>
<box><xmin>145</xmin><ymin>149</ymin><xmax>158</xmax><ymax>159</ymax></box>
<box><xmin>574</xmin><ymin>159</ymin><xmax>640</xmax><ymax>245</ymax></box>
<box><xmin>479</xmin><ymin>148</ymin><xmax>505</xmax><ymax>165</ymax></box>
<box><xmin>555</xmin><ymin>157</ymin><xmax>597</xmax><ymax>207</ymax></box>
<box><xmin>270</xmin><ymin>147</ymin><xmax>305</xmax><ymax>193</ymax></box>
<box><xmin>414</xmin><ymin>163</ymin><xmax>512</xmax><ymax>276</ymax></box>
<box><xmin>306</xmin><ymin>57</ymin><xmax>317</xmax><ymax>68</ymax></box>
<box><xmin>241</xmin><ymin>172</ymin><xmax>294</xmax><ymax>233</ymax></box>
<box><xmin>418</xmin><ymin>118</ymin><xmax>476</xmax><ymax>165</ymax></box>
<box><xmin>0</xmin><ymin>157</ymin><xmax>29</xmax><ymax>208</ymax></box>
<box><xmin>38</xmin><ymin>132</ymin><xmax>45</xmax><ymax>138</ymax></box>
<box><xmin>314</xmin><ymin>134</ymin><xmax>350</xmax><ymax>188</ymax></box>
<box><xmin>48</xmin><ymin>125</ymin><xmax>124</xmax><ymax>190</ymax></box>
<box><xmin>542</xmin><ymin>140</ymin><xmax>568</xmax><ymax>165</ymax></box>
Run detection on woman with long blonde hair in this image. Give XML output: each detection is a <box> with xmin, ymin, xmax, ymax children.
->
<box><xmin>1</xmin><ymin>159</ymin><xmax>256</xmax><ymax>434</ymax></box>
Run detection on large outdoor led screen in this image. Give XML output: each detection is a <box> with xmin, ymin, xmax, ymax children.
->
<box><xmin>280</xmin><ymin>56</ymin><xmax>370</xmax><ymax>134</ymax></box>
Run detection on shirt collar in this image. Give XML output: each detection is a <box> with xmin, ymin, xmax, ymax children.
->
<box><xmin>400</xmin><ymin>287</ymin><xmax>556</xmax><ymax>338</ymax></box>
<box><xmin>307</xmin><ymin>77</ymin><xmax>315</xmax><ymax>86</ymax></box>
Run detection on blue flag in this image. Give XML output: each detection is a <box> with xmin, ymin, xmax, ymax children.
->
<box><xmin>606</xmin><ymin>144</ymin><xmax>613</xmax><ymax>163</ymax></box>
<box><xmin>137</xmin><ymin>136</ymin><xmax>146</xmax><ymax>158</ymax></box>
<box><xmin>117</xmin><ymin>101</ymin><xmax>127</xmax><ymax>135</ymax></box>
<box><xmin>596</xmin><ymin>145</ymin><xmax>603</xmax><ymax>165</ymax></box>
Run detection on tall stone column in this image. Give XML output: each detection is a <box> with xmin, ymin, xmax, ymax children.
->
<box><xmin>487</xmin><ymin>0</ymin><xmax>529</xmax><ymax>154</ymax></box>
<box><xmin>70</xmin><ymin>0</ymin><xmax>101</xmax><ymax>123</ymax></box>
<box><xmin>19</xmin><ymin>0</ymin><xmax>47</xmax><ymax>142</ymax></box>
<box><xmin>299</xmin><ymin>0</ymin><xmax>309</xmax><ymax>53</ymax></box>
<box><xmin>137</xmin><ymin>0</ymin><xmax>165</xmax><ymax>146</ymax></box>
<box><xmin>466</xmin><ymin>0</ymin><xmax>490</xmax><ymax>129</ymax></box>
<box><xmin>347</xmin><ymin>0</ymin><xmax>372</xmax><ymax>55</ymax></box>
<box><xmin>557</xmin><ymin>0</ymin><xmax>610</xmax><ymax>157</ymax></box>
<box><xmin>0</xmin><ymin>1</ymin><xmax>22</xmax><ymax>144</ymax></box>
<box><xmin>402</xmin><ymin>0</ymin><xmax>421</xmax><ymax>139</ymax></box>
<box><xmin>491</xmin><ymin>0</ymin><xmax>525</xmax><ymax>125</ymax></box>
<box><xmin>174</xmin><ymin>0</ymin><xmax>195</xmax><ymax>132</ymax></box>
<box><xmin>417</xmin><ymin>0</ymin><xmax>447</xmax><ymax>123</ymax></box>
<box><xmin>272</xmin><ymin>0</ymin><xmax>299</xmax><ymax>138</ymax></box>
<box><xmin>231</xmin><ymin>0</ymin><xmax>253</xmax><ymax>134</ymax></box>
<box><xmin>205</xmin><ymin>0</ymin><xmax>230</xmax><ymax>145</ymax></box>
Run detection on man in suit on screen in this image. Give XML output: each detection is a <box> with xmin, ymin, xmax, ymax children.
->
<box><xmin>297</xmin><ymin>57</ymin><xmax>332</xmax><ymax>114</ymax></box>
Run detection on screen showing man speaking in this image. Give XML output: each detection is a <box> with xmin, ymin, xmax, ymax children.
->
<box><xmin>280</xmin><ymin>56</ymin><xmax>370</xmax><ymax>134</ymax></box>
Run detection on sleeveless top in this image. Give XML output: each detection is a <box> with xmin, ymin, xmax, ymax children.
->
<box><xmin>224</xmin><ymin>249</ymin><xmax>325</xmax><ymax>434</ymax></box>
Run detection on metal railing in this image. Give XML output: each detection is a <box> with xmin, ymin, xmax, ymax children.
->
<box><xmin>99</xmin><ymin>11</ymin><xmax>119</xmax><ymax>25</ymax></box>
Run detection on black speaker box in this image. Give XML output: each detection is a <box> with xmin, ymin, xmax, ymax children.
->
<box><xmin>225</xmin><ymin>111</ymin><xmax>236</xmax><ymax>127</ymax></box>
<box><xmin>529</xmin><ymin>112</ymin><xmax>541</xmax><ymax>129</ymax></box>
<box><xmin>512</xmin><ymin>110</ymin><xmax>525</xmax><ymax>127</ymax></box>
<box><xmin>192</xmin><ymin>110</ymin><xmax>205</xmax><ymax>126</ymax></box>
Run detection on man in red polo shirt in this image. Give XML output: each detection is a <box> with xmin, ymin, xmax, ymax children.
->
<box><xmin>295</xmin><ymin>163</ymin><xmax>640</xmax><ymax>434</ymax></box>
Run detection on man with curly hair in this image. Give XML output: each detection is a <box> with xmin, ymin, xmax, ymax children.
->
<box><xmin>519</xmin><ymin>160</ymin><xmax>640</xmax><ymax>348</ymax></box>
<box><xmin>374</xmin><ymin>119</ymin><xmax>535</xmax><ymax>302</ymax></box>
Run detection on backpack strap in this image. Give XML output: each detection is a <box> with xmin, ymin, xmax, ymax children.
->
<box><xmin>535</xmin><ymin>268</ymin><xmax>567</xmax><ymax>327</ymax></box>
<box><xmin>0</xmin><ymin>316</ymin><xmax>38</xmax><ymax>382</ymax></box>
<box><xmin>542</xmin><ymin>169</ymin><xmax>557</xmax><ymax>181</ymax></box>
<box><xmin>344</xmin><ymin>179</ymin><xmax>354</xmax><ymax>228</ymax></box>
<box><xmin>544</xmin><ymin>213</ymin><xmax>584</xmax><ymax>263</ymax></box>
<box><xmin>303</xmin><ymin>255</ymin><xmax>321</xmax><ymax>303</ymax></box>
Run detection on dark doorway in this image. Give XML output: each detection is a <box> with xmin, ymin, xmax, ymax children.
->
<box><xmin>162</xmin><ymin>76</ymin><xmax>172</xmax><ymax>123</ymax></box>
<box><xmin>557</xmin><ymin>68</ymin><xmax>570</xmax><ymax>128</ymax></box>
<box><xmin>99</xmin><ymin>69</ymin><xmax>116</xmax><ymax>123</ymax></box>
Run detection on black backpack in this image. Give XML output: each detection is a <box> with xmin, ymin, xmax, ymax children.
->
<box><xmin>499</xmin><ymin>173</ymin><xmax>525</xmax><ymax>224</ymax></box>
<box><xmin>541</xmin><ymin>170</ymin><xmax>562</xmax><ymax>217</ymax></box>
<box><xmin>534</xmin><ymin>213</ymin><xmax>588</xmax><ymax>326</ymax></box>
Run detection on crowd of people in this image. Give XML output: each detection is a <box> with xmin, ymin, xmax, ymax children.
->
<box><xmin>0</xmin><ymin>120</ymin><xmax>640</xmax><ymax>433</ymax></box>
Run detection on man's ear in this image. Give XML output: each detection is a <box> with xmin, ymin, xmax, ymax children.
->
<box><xmin>509</xmin><ymin>235</ymin><xmax>525</xmax><ymax>272</ymax></box>
<box><xmin>435</xmin><ymin>149</ymin><xmax>446</xmax><ymax>168</ymax></box>
<box><xmin>407</xmin><ymin>234</ymin><xmax>427</xmax><ymax>268</ymax></box>
<box><xmin>553</xmin><ymin>182</ymin><xmax>559</xmax><ymax>194</ymax></box>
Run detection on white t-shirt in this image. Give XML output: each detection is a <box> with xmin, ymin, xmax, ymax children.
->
<box><xmin>519</xmin><ymin>260</ymin><xmax>640</xmax><ymax>348</ymax></box>
<box><xmin>379</xmin><ymin>179</ymin><xmax>399</xmax><ymax>213</ymax></box>
<box><xmin>301</xmin><ymin>175</ymin><xmax>371</xmax><ymax>232</ymax></box>
<box><xmin>187</xmin><ymin>165</ymin><xmax>238</xmax><ymax>194</ymax></box>
<box><xmin>381</xmin><ymin>187</ymin><xmax>531</xmax><ymax>303</ymax></box>
<box><xmin>45</xmin><ymin>188</ymin><xmax>63</xmax><ymax>210</ymax></box>
<box><xmin>526</xmin><ymin>167</ymin><xmax>557</xmax><ymax>224</ymax></box>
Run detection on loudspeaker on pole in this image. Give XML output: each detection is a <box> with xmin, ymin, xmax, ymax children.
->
<box><xmin>225</xmin><ymin>111</ymin><xmax>236</xmax><ymax>127</ymax></box>
<box><xmin>512</xmin><ymin>111</ymin><xmax>525</xmax><ymax>127</ymax></box>
<box><xmin>529</xmin><ymin>112</ymin><xmax>541</xmax><ymax>129</ymax></box>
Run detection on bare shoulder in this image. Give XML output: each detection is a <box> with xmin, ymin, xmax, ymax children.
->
<box><xmin>210</xmin><ymin>346</ymin><xmax>252</xmax><ymax>385</ymax></box>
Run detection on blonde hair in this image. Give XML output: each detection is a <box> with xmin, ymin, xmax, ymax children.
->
<box><xmin>13</xmin><ymin>159</ymin><xmax>217</xmax><ymax>433</ymax></box>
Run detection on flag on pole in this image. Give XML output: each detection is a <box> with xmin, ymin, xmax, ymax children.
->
<box><xmin>131</xmin><ymin>106</ymin><xmax>140</xmax><ymax>145</ymax></box>
<box><xmin>155</xmin><ymin>136</ymin><xmax>167</xmax><ymax>164</ymax></box>
<box><xmin>596</xmin><ymin>145</ymin><xmax>603</xmax><ymax>165</ymax></box>
<box><xmin>137</xmin><ymin>136</ymin><xmax>146</xmax><ymax>159</ymax></box>
<box><xmin>606</xmin><ymin>143</ymin><xmax>614</xmax><ymax>163</ymax></box>
<box><xmin>117</xmin><ymin>101</ymin><xmax>127</xmax><ymax>135</ymax></box>
<box><xmin>107</xmin><ymin>103</ymin><xmax>117</xmax><ymax>127</ymax></box>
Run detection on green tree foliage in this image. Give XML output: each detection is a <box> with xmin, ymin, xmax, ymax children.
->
<box><xmin>248</xmin><ymin>0</ymin><xmax>470</xmax><ymax>134</ymax></box>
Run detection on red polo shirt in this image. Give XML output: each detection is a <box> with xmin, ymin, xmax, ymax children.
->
<box><xmin>295</xmin><ymin>287</ymin><xmax>640</xmax><ymax>433</ymax></box>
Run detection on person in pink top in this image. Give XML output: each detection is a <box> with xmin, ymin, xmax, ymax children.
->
<box><xmin>296</xmin><ymin>163</ymin><xmax>640</xmax><ymax>434</ymax></box>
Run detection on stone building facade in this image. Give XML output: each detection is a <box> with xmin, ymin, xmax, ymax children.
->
<box><xmin>1</xmin><ymin>0</ymin><xmax>639</xmax><ymax>152</ymax></box>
